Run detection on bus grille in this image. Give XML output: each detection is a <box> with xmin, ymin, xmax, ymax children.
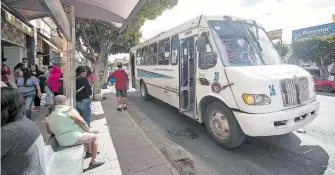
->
<box><xmin>280</xmin><ymin>77</ymin><xmax>310</xmax><ymax>107</ymax></box>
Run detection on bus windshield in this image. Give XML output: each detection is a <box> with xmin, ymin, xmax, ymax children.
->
<box><xmin>208</xmin><ymin>19</ymin><xmax>283</xmax><ymax>67</ymax></box>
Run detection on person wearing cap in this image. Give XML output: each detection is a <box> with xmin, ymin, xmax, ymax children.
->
<box><xmin>1</xmin><ymin>57</ymin><xmax>12</xmax><ymax>87</ymax></box>
<box><xmin>108</xmin><ymin>62</ymin><xmax>129</xmax><ymax>111</ymax></box>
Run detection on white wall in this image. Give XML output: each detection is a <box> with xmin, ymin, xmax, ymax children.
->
<box><xmin>3</xmin><ymin>46</ymin><xmax>26</xmax><ymax>87</ymax></box>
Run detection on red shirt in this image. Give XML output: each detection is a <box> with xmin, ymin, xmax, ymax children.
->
<box><xmin>1</xmin><ymin>64</ymin><xmax>11</xmax><ymax>83</ymax></box>
<box><xmin>108</xmin><ymin>69</ymin><xmax>129</xmax><ymax>90</ymax></box>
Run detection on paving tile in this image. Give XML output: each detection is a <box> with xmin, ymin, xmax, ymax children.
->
<box><xmin>133</xmin><ymin>168</ymin><xmax>152</xmax><ymax>175</ymax></box>
<box><xmin>129</xmin><ymin>154</ymin><xmax>149</xmax><ymax>163</ymax></box>
<box><xmin>88</xmin><ymin>159</ymin><xmax>121</xmax><ymax>173</ymax></box>
<box><xmin>145</xmin><ymin>157</ymin><xmax>164</xmax><ymax>168</ymax></box>
<box><xmin>88</xmin><ymin>167</ymin><xmax>123</xmax><ymax>175</ymax></box>
<box><xmin>149</xmin><ymin>165</ymin><xmax>171</xmax><ymax>174</ymax></box>
<box><xmin>127</xmin><ymin>161</ymin><xmax>149</xmax><ymax>173</ymax></box>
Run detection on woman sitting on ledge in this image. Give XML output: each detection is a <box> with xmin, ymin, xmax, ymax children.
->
<box><xmin>46</xmin><ymin>95</ymin><xmax>104</xmax><ymax>168</ymax></box>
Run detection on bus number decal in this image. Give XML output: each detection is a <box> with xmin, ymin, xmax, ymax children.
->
<box><xmin>269</xmin><ymin>85</ymin><xmax>276</xmax><ymax>96</ymax></box>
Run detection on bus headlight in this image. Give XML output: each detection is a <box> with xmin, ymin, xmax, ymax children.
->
<box><xmin>242</xmin><ymin>94</ymin><xmax>271</xmax><ymax>105</ymax></box>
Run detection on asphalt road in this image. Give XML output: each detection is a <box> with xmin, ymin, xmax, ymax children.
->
<box><xmin>125</xmin><ymin>92</ymin><xmax>335</xmax><ymax>175</ymax></box>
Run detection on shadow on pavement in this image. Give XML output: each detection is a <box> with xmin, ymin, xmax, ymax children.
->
<box><xmin>232</xmin><ymin>134</ymin><xmax>329</xmax><ymax>175</ymax></box>
<box><xmin>126</xmin><ymin>91</ymin><xmax>330</xmax><ymax>175</ymax></box>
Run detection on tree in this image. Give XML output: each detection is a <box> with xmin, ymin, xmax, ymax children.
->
<box><xmin>274</xmin><ymin>42</ymin><xmax>290</xmax><ymax>57</ymax></box>
<box><xmin>75</xmin><ymin>0</ymin><xmax>178</xmax><ymax>99</ymax></box>
<box><xmin>291</xmin><ymin>35</ymin><xmax>335</xmax><ymax>79</ymax></box>
<box><xmin>281</xmin><ymin>43</ymin><xmax>290</xmax><ymax>57</ymax></box>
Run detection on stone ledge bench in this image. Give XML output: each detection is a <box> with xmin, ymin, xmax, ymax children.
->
<box><xmin>44</xmin><ymin>135</ymin><xmax>85</xmax><ymax>175</ymax></box>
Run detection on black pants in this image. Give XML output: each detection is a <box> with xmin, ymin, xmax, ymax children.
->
<box><xmin>34</xmin><ymin>95</ymin><xmax>41</xmax><ymax>107</ymax></box>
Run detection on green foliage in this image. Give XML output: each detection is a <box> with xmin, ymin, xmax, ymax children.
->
<box><xmin>282</xmin><ymin>43</ymin><xmax>290</xmax><ymax>57</ymax></box>
<box><xmin>75</xmin><ymin>0</ymin><xmax>178</xmax><ymax>96</ymax></box>
<box><xmin>292</xmin><ymin>35</ymin><xmax>335</xmax><ymax>78</ymax></box>
<box><xmin>124</xmin><ymin>0</ymin><xmax>178</xmax><ymax>44</ymax></box>
<box><xmin>274</xmin><ymin>42</ymin><xmax>290</xmax><ymax>57</ymax></box>
<box><xmin>75</xmin><ymin>0</ymin><xmax>178</xmax><ymax>62</ymax></box>
<box><xmin>292</xmin><ymin>35</ymin><xmax>335</xmax><ymax>64</ymax></box>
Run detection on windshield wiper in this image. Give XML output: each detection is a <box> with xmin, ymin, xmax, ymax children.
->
<box><xmin>223</xmin><ymin>16</ymin><xmax>248</xmax><ymax>42</ymax></box>
<box><xmin>243</xmin><ymin>24</ymin><xmax>266</xmax><ymax>64</ymax></box>
<box><xmin>223</xmin><ymin>16</ymin><xmax>265</xmax><ymax>64</ymax></box>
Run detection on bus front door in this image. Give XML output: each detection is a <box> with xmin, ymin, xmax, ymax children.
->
<box><xmin>179</xmin><ymin>36</ymin><xmax>196</xmax><ymax>118</ymax></box>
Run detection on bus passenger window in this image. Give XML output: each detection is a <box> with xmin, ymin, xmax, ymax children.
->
<box><xmin>142</xmin><ymin>46</ymin><xmax>148</xmax><ymax>65</ymax></box>
<box><xmin>158</xmin><ymin>38</ymin><xmax>170</xmax><ymax>65</ymax></box>
<box><xmin>171</xmin><ymin>35</ymin><xmax>179</xmax><ymax>65</ymax></box>
<box><xmin>136</xmin><ymin>49</ymin><xmax>142</xmax><ymax>66</ymax></box>
<box><xmin>198</xmin><ymin>34</ymin><xmax>217</xmax><ymax>69</ymax></box>
<box><xmin>148</xmin><ymin>43</ymin><xmax>158</xmax><ymax>65</ymax></box>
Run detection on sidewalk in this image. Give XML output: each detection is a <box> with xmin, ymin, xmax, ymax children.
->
<box><xmin>86</xmin><ymin>93</ymin><xmax>178</xmax><ymax>175</ymax></box>
<box><xmin>31</xmin><ymin>91</ymin><xmax>179</xmax><ymax>174</ymax></box>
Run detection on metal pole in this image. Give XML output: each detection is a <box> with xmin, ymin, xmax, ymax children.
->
<box><xmin>62</xmin><ymin>5</ymin><xmax>75</xmax><ymax>107</ymax></box>
<box><xmin>69</xmin><ymin>5</ymin><xmax>76</xmax><ymax>107</ymax></box>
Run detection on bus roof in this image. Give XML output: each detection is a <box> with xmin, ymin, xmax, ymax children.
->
<box><xmin>130</xmin><ymin>15</ymin><xmax>263</xmax><ymax>52</ymax></box>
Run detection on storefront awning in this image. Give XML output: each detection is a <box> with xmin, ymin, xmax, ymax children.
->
<box><xmin>38</xmin><ymin>34</ymin><xmax>62</xmax><ymax>53</ymax></box>
<box><xmin>3</xmin><ymin>0</ymin><xmax>147</xmax><ymax>33</ymax></box>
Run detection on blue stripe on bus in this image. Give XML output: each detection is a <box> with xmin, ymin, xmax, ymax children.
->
<box><xmin>137</xmin><ymin>69</ymin><xmax>173</xmax><ymax>79</ymax></box>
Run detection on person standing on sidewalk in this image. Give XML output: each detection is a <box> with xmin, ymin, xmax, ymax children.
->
<box><xmin>17</xmin><ymin>68</ymin><xmax>42</xmax><ymax>119</ymax></box>
<box><xmin>14</xmin><ymin>63</ymin><xmax>24</xmax><ymax>84</ymax></box>
<box><xmin>47</xmin><ymin>65</ymin><xmax>62</xmax><ymax>97</ymax></box>
<box><xmin>44</xmin><ymin>66</ymin><xmax>53</xmax><ymax>107</ymax></box>
<box><xmin>108</xmin><ymin>62</ymin><xmax>129</xmax><ymax>111</ymax></box>
<box><xmin>1</xmin><ymin>57</ymin><xmax>12</xmax><ymax>88</ymax></box>
<box><xmin>76</xmin><ymin>66</ymin><xmax>93</xmax><ymax>127</ymax></box>
<box><xmin>31</xmin><ymin>64</ymin><xmax>45</xmax><ymax>111</ymax></box>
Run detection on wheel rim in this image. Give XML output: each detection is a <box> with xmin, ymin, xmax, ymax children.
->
<box><xmin>141</xmin><ymin>83</ymin><xmax>146</xmax><ymax>97</ymax></box>
<box><xmin>323</xmin><ymin>86</ymin><xmax>331</xmax><ymax>92</ymax></box>
<box><xmin>209</xmin><ymin>111</ymin><xmax>230</xmax><ymax>139</ymax></box>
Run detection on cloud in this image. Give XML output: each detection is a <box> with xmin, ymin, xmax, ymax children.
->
<box><xmin>241</xmin><ymin>0</ymin><xmax>264</xmax><ymax>7</ymax></box>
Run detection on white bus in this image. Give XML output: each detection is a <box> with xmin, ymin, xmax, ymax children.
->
<box><xmin>129</xmin><ymin>15</ymin><xmax>319</xmax><ymax>149</ymax></box>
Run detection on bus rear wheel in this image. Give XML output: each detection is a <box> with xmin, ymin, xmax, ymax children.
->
<box><xmin>204</xmin><ymin>102</ymin><xmax>245</xmax><ymax>149</ymax></box>
<box><xmin>140</xmin><ymin>81</ymin><xmax>149</xmax><ymax>100</ymax></box>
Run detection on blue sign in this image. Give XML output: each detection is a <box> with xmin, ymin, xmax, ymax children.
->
<box><xmin>292</xmin><ymin>23</ymin><xmax>335</xmax><ymax>40</ymax></box>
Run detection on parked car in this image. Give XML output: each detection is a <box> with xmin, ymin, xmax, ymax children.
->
<box><xmin>313</xmin><ymin>76</ymin><xmax>335</xmax><ymax>93</ymax></box>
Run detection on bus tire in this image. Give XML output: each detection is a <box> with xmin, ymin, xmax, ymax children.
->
<box><xmin>204</xmin><ymin>102</ymin><xmax>245</xmax><ymax>149</ymax></box>
<box><xmin>140</xmin><ymin>81</ymin><xmax>149</xmax><ymax>101</ymax></box>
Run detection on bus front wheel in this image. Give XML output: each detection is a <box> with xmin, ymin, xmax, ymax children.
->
<box><xmin>204</xmin><ymin>102</ymin><xmax>245</xmax><ymax>149</ymax></box>
<box><xmin>140</xmin><ymin>81</ymin><xmax>149</xmax><ymax>100</ymax></box>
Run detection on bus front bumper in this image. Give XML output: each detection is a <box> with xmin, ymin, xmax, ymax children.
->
<box><xmin>233</xmin><ymin>100</ymin><xmax>319</xmax><ymax>137</ymax></box>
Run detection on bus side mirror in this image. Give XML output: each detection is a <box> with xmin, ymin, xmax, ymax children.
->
<box><xmin>198</xmin><ymin>32</ymin><xmax>208</xmax><ymax>49</ymax></box>
<box><xmin>213</xmin><ymin>52</ymin><xmax>218</xmax><ymax>59</ymax></box>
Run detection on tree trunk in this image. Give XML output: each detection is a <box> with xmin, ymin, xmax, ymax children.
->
<box><xmin>93</xmin><ymin>61</ymin><xmax>103</xmax><ymax>100</ymax></box>
<box><xmin>92</xmin><ymin>52</ymin><xmax>109</xmax><ymax>100</ymax></box>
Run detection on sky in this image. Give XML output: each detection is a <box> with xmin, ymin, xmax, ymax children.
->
<box><xmin>110</xmin><ymin>0</ymin><xmax>334</xmax><ymax>61</ymax></box>
<box><xmin>140</xmin><ymin>0</ymin><xmax>335</xmax><ymax>43</ymax></box>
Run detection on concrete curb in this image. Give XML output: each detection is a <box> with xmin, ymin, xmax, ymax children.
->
<box><xmin>124</xmin><ymin>110</ymin><xmax>180</xmax><ymax>175</ymax></box>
